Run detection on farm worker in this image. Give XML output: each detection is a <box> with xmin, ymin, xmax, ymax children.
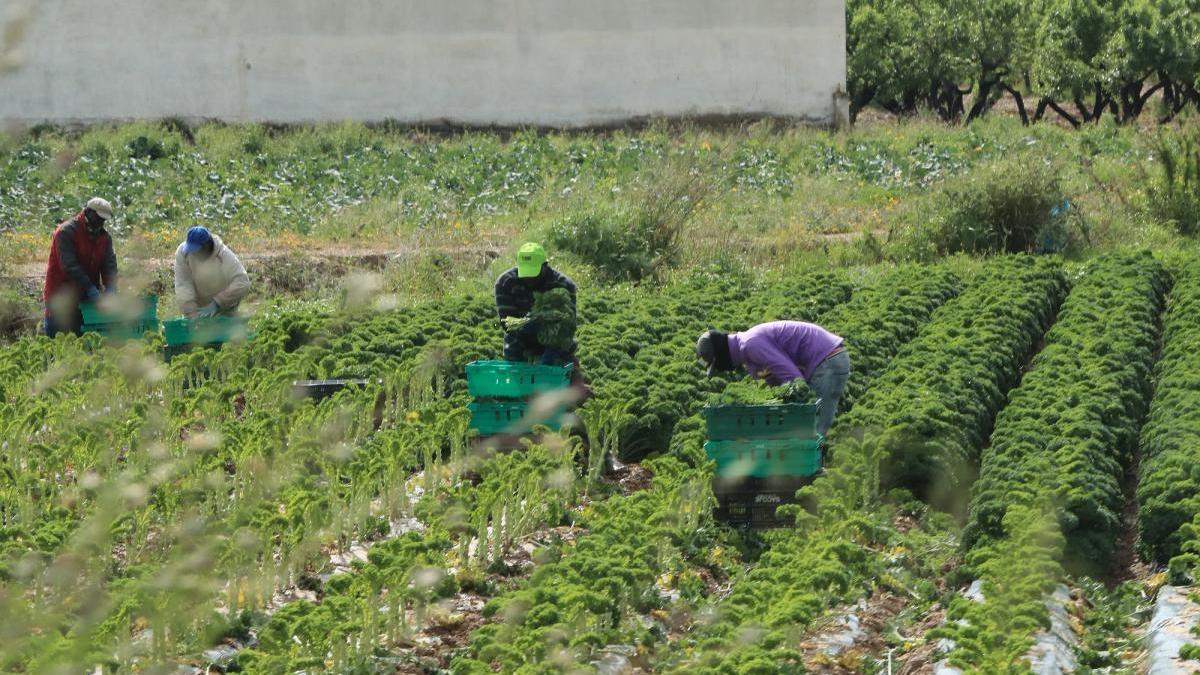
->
<box><xmin>42</xmin><ymin>197</ymin><xmax>119</xmax><ymax>337</ymax></box>
<box><xmin>174</xmin><ymin>226</ymin><xmax>250</xmax><ymax>319</ymax></box>
<box><xmin>697</xmin><ymin>321</ymin><xmax>851</xmax><ymax>436</ymax></box>
<box><xmin>495</xmin><ymin>242</ymin><xmax>578</xmax><ymax>365</ymax></box>
<box><xmin>495</xmin><ymin>242</ymin><xmax>593</xmax><ymax>402</ymax></box>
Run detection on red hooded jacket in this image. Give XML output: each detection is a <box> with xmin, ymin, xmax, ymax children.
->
<box><xmin>43</xmin><ymin>213</ymin><xmax>118</xmax><ymax>303</ymax></box>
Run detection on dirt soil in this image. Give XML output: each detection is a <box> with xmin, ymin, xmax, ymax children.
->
<box><xmin>400</xmin><ymin>593</ymin><xmax>490</xmax><ymax>672</ymax></box>
<box><xmin>396</xmin><ymin>523</ymin><xmax>589</xmax><ymax>671</ymax></box>
<box><xmin>801</xmin><ymin>592</ymin><xmax>909</xmax><ymax>674</ymax></box>
<box><xmin>606</xmin><ymin>463</ymin><xmax>655</xmax><ymax>495</ymax></box>
<box><xmin>894</xmin><ymin>608</ymin><xmax>949</xmax><ymax>675</ymax></box>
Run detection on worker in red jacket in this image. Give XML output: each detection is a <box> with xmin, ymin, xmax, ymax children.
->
<box><xmin>43</xmin><ymin>198</ymin><xmax>119</xmax><ymax>337</ymax></box>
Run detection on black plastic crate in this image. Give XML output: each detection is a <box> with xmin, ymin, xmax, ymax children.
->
<box><xmin>291</xmin><ymin>379</ymin><xmax>377</xmax><ymax>401</ymax></box>
<box><xmin>712</xmin><ymin>475</ymin><xmax>815</xmax><ymax>529</ymax></box>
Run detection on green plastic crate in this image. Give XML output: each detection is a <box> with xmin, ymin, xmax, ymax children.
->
<box><xmin>469</xmin><ymin>400</ymin><xmax>568</xmax><ymax>436</ymax></box>
<box><xmin>79</xmin><ymin>295</ymin><xmax>158</xmax><ymax>326</ymax></box>
<box><xmin>703</xmin><ymin>403</ymin><xmax>818</xmax><ymax>441</ymax></box>
<box><xmin>465</xmin><ymin>360</ymin><xmax>574</xmax><ymax>399</ymax></box>
<box><xmin>163</xmin><ymin>316</ymin><xmax>251</xmax><ymax>347</ymax></box>
<box><xmin>82</xmin><ymin>320</ymin><xmax>160</xmax><ymax>341</ymax></box>
<box><xmin>704</xmin><ymin>438</ymin><xmax>823</xmax><ymax>479</ymax></box>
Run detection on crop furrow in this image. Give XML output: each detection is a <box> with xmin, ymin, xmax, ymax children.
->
<box><xmin>1138</xmin><ymin>257</ymin><xmax>1200</xmax><ymax>571</ymax></box>
<box><xmin>444</xmin><ymin>265</ymin><xmax>957</xmax><ymax>673</ymax></box>
<box><xmin>936</xmin><ymin>252</ymin><xmax>1167</xmax><ymax>670</ymax></box>
<box><xmin>663</xmin><ymin>255</ymin><xmax>1066</xmax><ymax>672</ymax></box>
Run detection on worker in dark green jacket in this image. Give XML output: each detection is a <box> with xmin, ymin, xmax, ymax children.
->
<box><xmin>494</xmin><ymin>242</ymin><xmax>593</xmax><ymax>401</ymax></box>
<box><xmin>495</xmin><ymin>242</ymin><xmax>578</xmax><ymax>364</ymax></box>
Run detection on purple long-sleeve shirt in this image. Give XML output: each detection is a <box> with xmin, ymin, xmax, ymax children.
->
<box><xmin>728</xmin><ymin>321</ymin><xmax>844</xmax><ymax>386</ymax></box>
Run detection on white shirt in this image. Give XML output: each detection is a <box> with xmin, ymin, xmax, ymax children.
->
<box><xmin>173</xmin><ymin>234</ymin><xmax>250</xmax><ymax>316</ymax></box>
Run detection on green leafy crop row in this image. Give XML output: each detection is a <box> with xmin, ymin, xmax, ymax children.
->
<box><xmin>939</xmin><ymin>252</ymin><xmax>1167</xmax><ymax>670</ymax></box>
<box><xmin>932</xmin><ymin>500</ymin><xmax>1066</xmax><ymax>673</ymax></box>
<box><xmin>661</xmin><ymin>260</ymin><xmax>1056</xmax><ymax>672</ymax></box>
<box><xmin>966</xmin><ymin>252</ymin><xmax>1167</xmax><ymax>570</ymax></box>
<box><xmin>1139</xmin><ymin>258</ymin><xmax>1200</xmax><ymax>564</ymax></box>
<box><xmin>838</xmin><ymin>255</ymin><xmax>1068</xmax><ymax>505</ymax></box>
<box><xmin>235</xmin><ymin>444</ymin><xmax>580</xmax><ymax>673</ymax></box>
<box><xmin>808</xmin><ymin>264</ymin><xmax>963</xmax><ymax>411</ymax></box>
<box><xmin>449</xmin><ymin>457</ymin><xmax>714</xmax><ymax>674</ymax></box>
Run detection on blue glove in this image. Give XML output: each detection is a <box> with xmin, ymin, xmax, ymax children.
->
<box><xmin>103</xmin><ymin>286</ymin><xmax>117</xmax><ymax>295</ymax></box>
<box><xmin>84</xmin><ymin>287</ymin><xmax>101</xmax><ymax>301</ymax></box>
<box><xmin>197</xmin><ymin>302</ymin><xmax>219</xmax><ymax>319</ymax></box>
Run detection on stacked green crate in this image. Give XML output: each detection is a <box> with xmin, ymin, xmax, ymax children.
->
<box><xmin>465</xmin><ymin>361</ymin><xmax>573</xmax><ymax>436</ymax></box>
<box><xmin>702</xmin><ymin>403</ymin><xmax>822</xmax><ymax>527</ymax></box>
<box><xmin>702</xmin><ymin>404</ymin><xmax>823</xmax><ymax>479</ymax></box>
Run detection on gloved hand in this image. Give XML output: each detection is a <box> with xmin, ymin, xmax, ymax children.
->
<box><xmin>197</xmin><ymin>302</ymin><xmax>220</xmax><ymax>319</ymax></box>
<box><xmin>501</xmin><ymin>315</ymin><xmax>532</xmax><ymax>333</ymax></box>
<box><xmin>84</xmin><ymin>286</ymin><xmax>101</xmax><ymax>301</ymax></box>
<box><xmin>517</xmin><ymin>319</ymin><xmax>540</xmax><ymax>339</ymax></box>
<box><xmin>103</xmin><ymin>285</ymin><xmax>117</xmax><ymax>295</ymax></box>
<box><xmin>779</xmin><ymin>381</ymin><xmax>810</xmax><ymax>403</ymax></box>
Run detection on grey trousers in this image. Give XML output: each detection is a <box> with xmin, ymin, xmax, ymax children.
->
<box><xmin>809</xmin><ymin>351</ymin><xmax>851</xmax><ymax>436</ymax></box>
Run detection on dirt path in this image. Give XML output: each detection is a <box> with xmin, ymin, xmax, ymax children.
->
<box><xmin>893</xmin><ymin>608</ymin><xmax>949</xmax><ymax>675</ymax></box>
<box><xmin>1105</xmin><ymin>281</ymin><xmax>1169</xmax><ymax>588</ymax></box>
<box><xmin>1106</xmin><ymin>441</ymin><xmax>1156</xmax><ymax>587</ymax></box>
<box><xmin>13</xmin><ymin>244</ymin><xmax>505</xmax><ymax>283</ymax></box>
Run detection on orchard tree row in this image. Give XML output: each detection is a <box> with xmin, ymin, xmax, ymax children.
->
<box><xmin>849</xmin><ymin>0</ymin><xmax>1200</xmax><ymax>125</ymax></box>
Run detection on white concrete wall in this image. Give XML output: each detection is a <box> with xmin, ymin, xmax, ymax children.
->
<box><xmin>0</xmin><ymin>0</ymin><xmax>846</xmax><ymax>127</ymax></box>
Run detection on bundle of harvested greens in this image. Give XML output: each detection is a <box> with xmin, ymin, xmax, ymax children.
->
<box><xmin>531</xmin><ymin>288</ymin><xmax>576</xmax><ymax>351</ymax></box>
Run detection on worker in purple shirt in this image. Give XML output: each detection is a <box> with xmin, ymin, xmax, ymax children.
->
<box><xmin>696</xmin><ymin>321</ymin><xmax>851</xmax><ymax>436</ymax></box>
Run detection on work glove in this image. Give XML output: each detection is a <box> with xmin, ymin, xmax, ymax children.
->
<box><xmin>518</xmin><ymin>319</ymin><xmax>540</xmax><ymax>339</ymax></box>
<box><xmin>197</xmin><ymin>302</ymin><xmax>220</xmax><ymax>319</ymax></box>
<box><xmin>84</xmin><ymin>286</ymin><xmax>101</xmax><ymax>301</ymax></box>
<box><xmin>779</xmin><ymin>381</ymin><xmax>810</xmax><ymax>403</ymax></box>
<box><xmin>501</xmin><ymin>315</ymin><xmax>531</xmax><ymax>333</ymax></box>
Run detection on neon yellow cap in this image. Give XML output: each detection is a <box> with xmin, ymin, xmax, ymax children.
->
<box><xmin>516</xmin><ymin>242</ymin><xmax>546</xmax><ymax>278</ymax></box>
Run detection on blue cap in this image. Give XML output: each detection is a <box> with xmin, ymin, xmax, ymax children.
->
<box><xmin>183</xmin><ymin>226</ymin><xmax>213</xmax><ymax>254</ymax></box>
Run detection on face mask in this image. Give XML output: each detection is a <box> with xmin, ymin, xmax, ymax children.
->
<box><xmin>85</xmin><ymin>211</ymin><xmax>106</xmax><ymax>233</ymax></box>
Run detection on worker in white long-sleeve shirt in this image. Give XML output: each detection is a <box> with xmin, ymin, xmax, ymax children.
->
<box><xmin>174</xmin><ymin>227</ymin><xmax>250</xmax><ymax>318</ymax></box>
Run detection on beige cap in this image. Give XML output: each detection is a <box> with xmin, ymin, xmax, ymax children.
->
<box><xmin>84</xmin><ymin>197</ymin><xmax>113</xmax><ymax>220</ymax></box>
